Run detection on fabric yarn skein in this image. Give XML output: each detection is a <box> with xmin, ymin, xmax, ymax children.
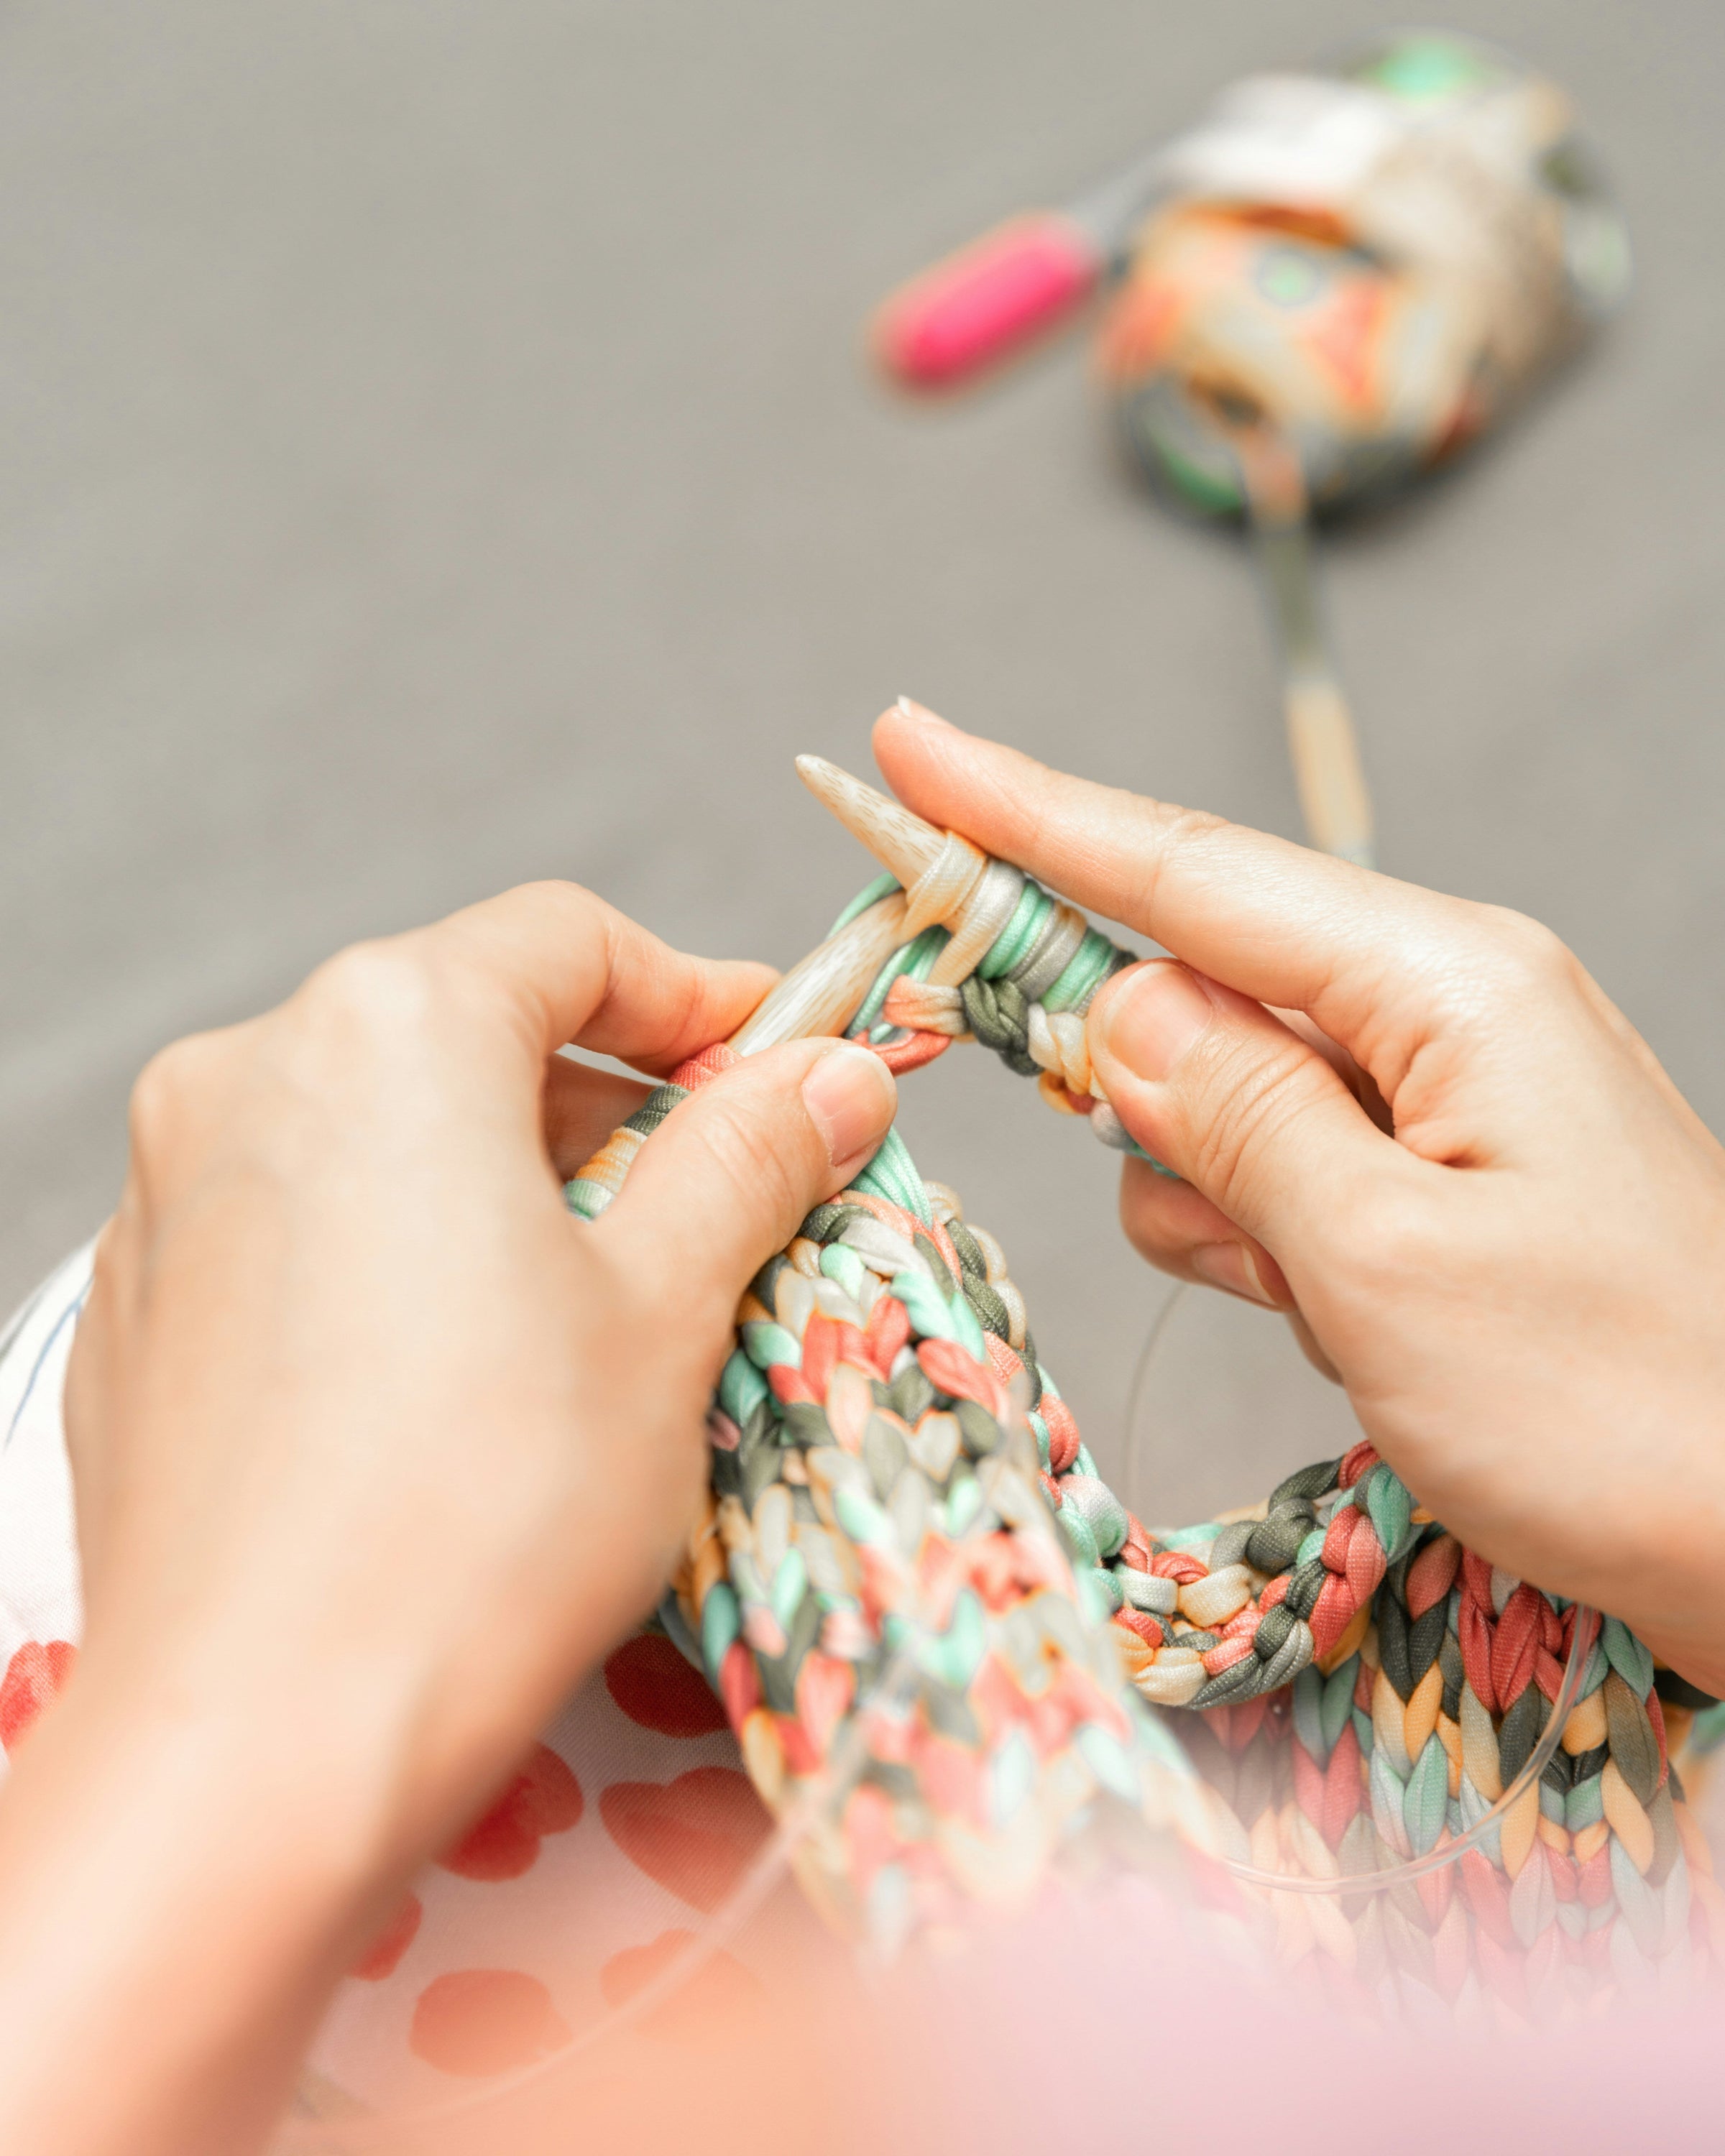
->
<box><xmin>564</xmin><ymin>764</ymin><xmax>1722</xmax><ymax>2016</ymax></box>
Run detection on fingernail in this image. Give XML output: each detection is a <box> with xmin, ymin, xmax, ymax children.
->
<box><xmin>1191</xmin><ymin>1242</ymin><xmax>1282</xmax><ymax>1308</ymax></box>
<box><xmin>1096</xmin><ymin>961</ymin><xmax>1214</xmax><ymax>1081</ymax></box>
<box><xmin>895</xmin><ymin>695</ymin><xmax>949</xmax><ymax>727</ymax></box>
<box><xmin>802</xmin><ymin>1041</ymin><xmax>896</xmax><ymax>1172</ymax></box>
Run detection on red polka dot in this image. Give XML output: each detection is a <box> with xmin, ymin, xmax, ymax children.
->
<box><xmin>437</xmin><ymin>1743</ymin><xmax>584</xmax><ymax>1881</ymax></box>
<box><xmin>0</xmin><ymin>1641</ymin><xmax>75</xmax><ymax>1754</ymax></box>
<box><xmin>599</xmin><ymin>1929</ymin><xmax>766</xmax><ymax>2046</ymax></box>
<box><xmin>598</xmin><ymin>1766</ymin><xmax>770</xmax><ymax>1912</ymax></box>
<box><xmin>350</xmin><ymin>1892</ymin><xmax>421</xmax><ymax>1981</ymax></box>
<box><xmin>599</xmin><ymin>1927</ymin><xmax>699</xmax><ymax>2007</ymax></box>
<box><xmin>408</xmin><ymin>1970</ymin><xmax>569</xmax><ymax>2078</ymax></box>
<box><xmin>604</xmin><ymin>1633</ymin><xmax>727</xmax><ymax>1737</ymax></box>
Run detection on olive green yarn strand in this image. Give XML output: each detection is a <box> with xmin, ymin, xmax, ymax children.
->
<box><xmin>564</xmin><ymin>1078</ymin><xmax>691</xmax><ymax>1220</ymax></box>
<box><xmin>623</xmin><ymin>1084</ymin><xmax>687</xmax><ymax>1138</ymax></box>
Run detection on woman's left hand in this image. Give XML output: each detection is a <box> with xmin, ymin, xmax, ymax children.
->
<box><xmin>0</xmin><ymin>880</ymin><xmax>896</xmax><ymax>2156</ymax></box>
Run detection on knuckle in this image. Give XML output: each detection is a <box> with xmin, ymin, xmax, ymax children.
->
<box><xmin>1474</xmin><ymin>907</ymin><xmax>1576</xmax><ymax>995</ymax></box>
<box><xmin>1126</xmin><ymin>806</ymin><xmax>1233</xmax><ymax>927</ymax></box>
<box><xmin>254</xmin><ymin>940</ymin><xmax>462</xmax><ymax>1112</ymax></box>
<box><xmin>1381</xmin><ymin>905</ymin><xmax>1582</xmax><ymax>1057</ymax></box>
<box><xmin>301</xmin><ymin>937</ymin><xmax>443</xmax><ymax>1037</ymax></box>
<box><xmin>516</xmin><ymin>876</ymin><xmax>597</xmax><ymax>913</ymax></box>
<box><xmin>127</xmin><ymin>1032</ymin><xmax>224</xmax><ymax>1158</ymax></box>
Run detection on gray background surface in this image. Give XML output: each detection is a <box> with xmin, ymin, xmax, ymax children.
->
<box><xmin>2</xmin><ymin>1</ymin><xmax>1720</xmax><ymax>1526</ymax></box>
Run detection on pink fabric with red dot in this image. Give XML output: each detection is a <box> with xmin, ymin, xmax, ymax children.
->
<box><xmin>0</xmin><ymin>1249</ymin><xmax>773</xmax><ymax>2107</ymax></box>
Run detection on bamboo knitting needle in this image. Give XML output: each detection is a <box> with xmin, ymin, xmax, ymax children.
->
<box><xmin>728</xmin><ymin>755</ymin><xmax>998</xmax><ymax>1053</ymax></box>
<box><xmin>793</xmin><ymin>755</ymin><xmax>948</xmax><ymax>900</ymax></box>
<box><xmin>1230</xmin><ymin>421</ymin><xmax>1376</xmax><ymax>869</ymax></box>
<box><xmin>727</xmin><ymin>889</ymin><xmax>910</xmax><ymax>1054</ymax></box>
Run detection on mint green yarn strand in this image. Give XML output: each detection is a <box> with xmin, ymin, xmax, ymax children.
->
<box><xmin>828</xmin><ymin>871</ymin><xmax>902</xmax><ymax>938</ymax></box>
<box><xmin>852</xmin><ymin>1123</ymin><xmax>934</xmax><ymax>1226</ymax></box>
<box><xmin>1041</xmin><ymin>928</ymin><xmax>1116</xmax><ymax>1015</ymax></box>
<box><xmin>902</xmin><ymin>926</ymin><xmax>948</xmax><ymax>982</ymax></box>
<box><xmin>850</xmin><ymin>926</ymin><xmax>947</xmax><ymax>1038</ymax></box>
<box><xmin>978</xmin><ymin>882</ymin><xmax>1050</xmax><ymax>980</ymax></box>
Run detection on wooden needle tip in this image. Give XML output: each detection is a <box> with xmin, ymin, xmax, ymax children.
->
<box><xmin>795</xmin><ymin>754</ymin><xmax>946</xmax><ymax>890</ymax></box>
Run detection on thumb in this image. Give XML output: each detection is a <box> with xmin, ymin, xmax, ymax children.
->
<box><xmin>1088</xmin><ymin>960</ymin><xmax>1400</xmax><ymax>1263</ymax></box>
<box><xmin>592</xmin><ymin>1038</ymin><xmax>898</xmax><ymax>1333</ymax></box>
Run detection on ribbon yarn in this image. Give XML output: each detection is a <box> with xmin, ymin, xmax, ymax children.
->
<box><xmin>564</xmin><ymin>826</ymin><xmax>1723</xmax><ymax>2015</ymax></box>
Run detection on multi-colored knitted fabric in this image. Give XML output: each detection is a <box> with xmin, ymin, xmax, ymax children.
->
<box><xmin>569</xmin><ymin>1044</ymin><xmax>1201</xmax><ymax>1940</ymax></box>
<box><xmin>1158</xmin><ymin>1470</ymin><xmax>1721</xmax><ymax>2013</ymax></box>
<box><xmin>564</xmin><ymin>836</ymin><xmax>1722</xmax><ymax>2011</ymax></box>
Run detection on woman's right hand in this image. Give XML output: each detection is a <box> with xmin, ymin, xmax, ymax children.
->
<box><xmin>875</xmin><ymin>703</ymin><xmax>1725</xmax><ymax>1697</ymax></box>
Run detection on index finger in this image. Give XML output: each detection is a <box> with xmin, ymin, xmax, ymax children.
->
<box><xmin>871</xmin><ymin>705</ymin><xmax>1480</xmax><ymax>1049</ymax></box>
<box><xmin>407</xmin><ymin>880</ymin><xmax>776</xmax><ymax>1075</ymax></box>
